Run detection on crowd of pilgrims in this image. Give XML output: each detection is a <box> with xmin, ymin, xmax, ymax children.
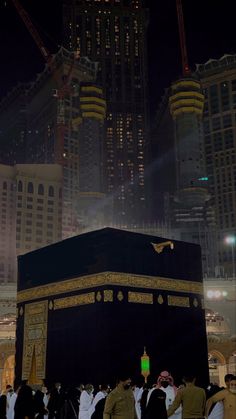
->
<box><xmin>0</xmin><ymin>371</ymin><xmax>235</xmax><ymax>419</ymax></box>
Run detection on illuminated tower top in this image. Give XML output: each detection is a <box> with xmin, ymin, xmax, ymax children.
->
<box><xmin>169</xmin><ymin>78</ymin><xmax>204</xmax><ymax>119</ymax></box>
<box><xmin>168</xmin><ymin>1</ymin><xmax>209</xmax><ymax>206</ymax></box>
<box><xmin>169</xmin><ymin>77</ymin><xmax>208</xmax><ymax>205</ymax></box>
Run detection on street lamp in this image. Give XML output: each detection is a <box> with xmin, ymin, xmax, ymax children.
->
<box><xmin>224</xmin><ymin>235</ymin><xmax>236</xmax><ymax>279</ymax></box>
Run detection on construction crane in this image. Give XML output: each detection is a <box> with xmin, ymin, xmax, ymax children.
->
<box><xmin>176</xmin><ymin>0</ymin><xmax>191</xmax><ymax>76</ymax></box>
<box><xmin>11</xmin><ymin>0</ymin><xmax>77</xmax><ymax>165</ymax></box>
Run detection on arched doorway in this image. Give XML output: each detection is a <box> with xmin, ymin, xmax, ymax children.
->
<box><xmin>1</xmin><ymin>354</ymin><xmax>15</xmax><ymax>389</ymax></box>
<box><xmin>0</xmin><ymin>340</ymin><xmax>15</xmax><ymax>391</ymax></box>
<box><xmin>228</xmin><ymin>352</ymin><xmax>236</xmax><ymax>375</ymax></box>
<box><xmin>208</xmin><ymin>350</ymin><xmax>227</xmax><ymax>386</ymax></box>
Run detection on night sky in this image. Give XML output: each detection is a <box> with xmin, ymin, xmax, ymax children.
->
<box><xmin>0</xmin><ymin>0</ymin><xmax>235</xmax><ymax>119</ymax></box>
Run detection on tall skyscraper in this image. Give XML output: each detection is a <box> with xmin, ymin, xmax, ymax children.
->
<box><xmin>63</xmin><ymin>0</ymin><xmax>149</xmax><ymax>225</ymax></box>
<box><xmin>196</xmin><ymin>54</ymin><xmax>236</xmax><ymax>275</ymax></box>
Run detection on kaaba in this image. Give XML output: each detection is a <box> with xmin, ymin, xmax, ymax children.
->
<box><xmin>16</xmin><ymin>228</ymin><xmax>209</xmax><ymax>387</ymax></box>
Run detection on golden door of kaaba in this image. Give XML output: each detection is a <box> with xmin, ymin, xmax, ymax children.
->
<box><xmin>16</xmin><ymin>228</ymin><xmax>209</xmax><ymax>387</ymax></box>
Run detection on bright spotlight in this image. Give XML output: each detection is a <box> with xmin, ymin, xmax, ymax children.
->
<box><xmin>225</xmin><ymin>236</ymin><xmax>236</xmax><ymax>245</ymax></box>
<box><xmin>207</xmin><ymin>290</ymin><xmax>214</xmax><ymax>298</ymax></box>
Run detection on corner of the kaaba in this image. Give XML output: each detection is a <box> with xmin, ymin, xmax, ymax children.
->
<box><xmin>15</xmin><ymin>227</ymin><xmax>209</xmax><ymax>388</ymax></box>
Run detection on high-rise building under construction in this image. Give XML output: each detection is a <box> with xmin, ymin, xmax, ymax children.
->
<box><xmin>167</xmin><ymin>76</ymin><xmax>218</xmax><ymax>276</ymax></box>
<box><xmin>0</xmin><ymin>48</ymin><xmax>107</xmax><ymax>237</ymax></box>
<box><xmin>62</xmin><ymin>0</ymin><xmax>149</xmax><ymax>225</ymax></box>
<box><xmin>152</xmin><ymin>0</ymin><xmax>218</xmax><ymax>276</ymax></box>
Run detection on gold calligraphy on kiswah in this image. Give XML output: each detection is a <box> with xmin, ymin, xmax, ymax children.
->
<box><xmin>128</xmin><ymin>292</ymin><xmax>153</xmax><ymax>304</ymax></box>
<box><xmin>54</xmin><ymin>292</ymin><xmax>95</xmax><ymax>310</ymax></box>
<box><xmin>22</xmin><ymin>300</ymin><xmax>48</xmax><ymax>380</ymax></box>
<box><xmin>167</xmin><ymin>295</ymin><xmax>190</xmax><ymax>307</ymax></box>
<box><xmin>17</xmin><ymin>271</ymin><xmax>203</xmax><ymax>303</ymax></box>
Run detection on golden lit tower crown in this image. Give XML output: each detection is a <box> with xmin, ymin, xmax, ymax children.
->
<box><xmin>80</xmin><ymin>84</ymin><xmax>106</xmax><ymax>123</ymax></box>
<box><xmin>168</xmin><ymin>0</ymin><xmax>208</xmax><ymax>206</ymax></box>
<box><xmin>169</xmin><ymin>78</ymin><xmax>204</xmax><ymax>118</ymax></box>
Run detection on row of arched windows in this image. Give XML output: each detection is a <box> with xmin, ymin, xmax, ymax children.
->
<box><xmin>1</xmin><ymin>180</ymin><xmax>62</xmax><ymax>198</ymax></box>
<box><xmin>17</xmin><ymin>181</ymin><xmax>60</xmax><ymax>197</ymax></box>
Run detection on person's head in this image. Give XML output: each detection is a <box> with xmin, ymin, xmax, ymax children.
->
<box><xmin>41</xmin><ymin>386</ymin><xmax>48</xmax><ymax>394</ymax></box>
<box><xmin>100</xmin><ymin>384</ymin><xmax>109</xmax><ymax>393</ymax></box>
<box><xmin>117</xmin><ymin>373</ymin><xmax>132</xmax><ymax>390</ymax></box>
<box><xmin>225</xmin><ymin>374</ymin><xmax>234</xmax><ymax>389</ymax></box>
<box><xmin>55</xmin><ymin>382</ymin><xmax>61</xmax><ymax>391</ymax></box>
<box><xmin>17</xmin><ymin>384</ymin><xmax>33</xmax><ymax>401</ymax></box>
<box><xmin>6</xmin><ymin>384</ymin><xmax>13</xmax><ymax>395</ymax></box>
<box><xmin>157</xmin><ymin>371</ymin><xmax>174</xmax><ymax>388</ymax></box>
<box><xmin>229</xmin><ymin>375</ymin><xmax>236</xmax><ymax>394</ymax></box>
<box><xmin>147</xmin><ymin>375</ymin><xmax>156</xmax><ymax>389</ymax></box>
<box><xmin>85</xmin><ymin>384</ymin><xmax>94</xmax><ymax>394</ymax></box>
<box><xmin>183</xmin><ymin>375</ymin><xmax>196</xmax><ymax>385</ymax></box>
<box><xmin>207</xmin><ymin>383</ymin><xmax>221</xmax><ymax>398</ymax></box>
<box><xmin>34</xmin><ymin>389</ymin><xmax>44</xmax><ymax>402</ymax></box>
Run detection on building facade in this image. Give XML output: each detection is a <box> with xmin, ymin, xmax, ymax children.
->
<box><xmin>0</xmin><ymin>49</ymin><xmax>107</xmax><ymax>237</ymax></box>
<box><xmin>196</xmin><ymin>54</ymin><xmax>236</xmax><ymax>276</ymax></box>
<box><xmin>0</xmin><ymin>284</ymin><xmax>16</xmax><ymax>391</ymax></box>
<box><xmin>0</xmin><ymin>166</ymin><xmax>17</xmax><ymax>284</ymax></box>
<box><xmin>63</xmin><ymin>0</ymin><xmax>149</xmax><ymax>225</ymax></box>
<box><xmin>204</xmin><ymin>277</ymin><xmax>236</xmax><ymax>386</ymax></box>
<box><xmin>15</xmin><ymin>164</ymin><xmax>63</xmax><ymax>255</ymax></box>
<box><xmin>0</xmin><ymin>163</ymin><xmax>63</xmax><ymax>284</ymax></box>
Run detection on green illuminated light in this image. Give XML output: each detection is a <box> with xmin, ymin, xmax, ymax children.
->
<box><xmin>141</xmin><ymin>358</ymin><xmax>150</xmax><ymax>372</ymax></box>
<box><xmin>198</xmin><ymin>177</ymin><xmax>208</xmax><ymax>181</ymax></box>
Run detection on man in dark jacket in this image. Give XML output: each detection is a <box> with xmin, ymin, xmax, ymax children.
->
<box><xmin>47</xmin><ymin>382</ymin><xmax>64</xmax><ymax>419</ymax></box>
<box><xmin>14</xmin><ymin>384</ymin><xmax>35</xmax><ymax>419</ymax></box>
<box><xmin>0</xmin><ymin>394</ymin><xmax>7</xmax><ymax>419</ymax></box>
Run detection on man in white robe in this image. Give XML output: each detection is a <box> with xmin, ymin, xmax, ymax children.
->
<box><xmin>79</xmin><ymin>384</ymin><xmax>94</xmax><ymax>419</ymax></box>
<box><xmin>42</xmin><ymin>386</ymin><xmax>49</xmax><ymax>419</ymax></box>
<box><xmin>89</xmin><ymin>385</ymin><xmax>109</xmax><ymax>419</ymax></box>
<box><xmin>208</xmin><ymin>401</ymin><xmax>224</xmax><ymax>419</ymax></box>
<box><xmin>132</xmin><ymin>385</ymin><xmax>143</xmax><ymax>419</ymax></box>
<box><xmin>7</xmin><ymin>390</ymin><xmax>17</xmax><ymax>419</ymax></box>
